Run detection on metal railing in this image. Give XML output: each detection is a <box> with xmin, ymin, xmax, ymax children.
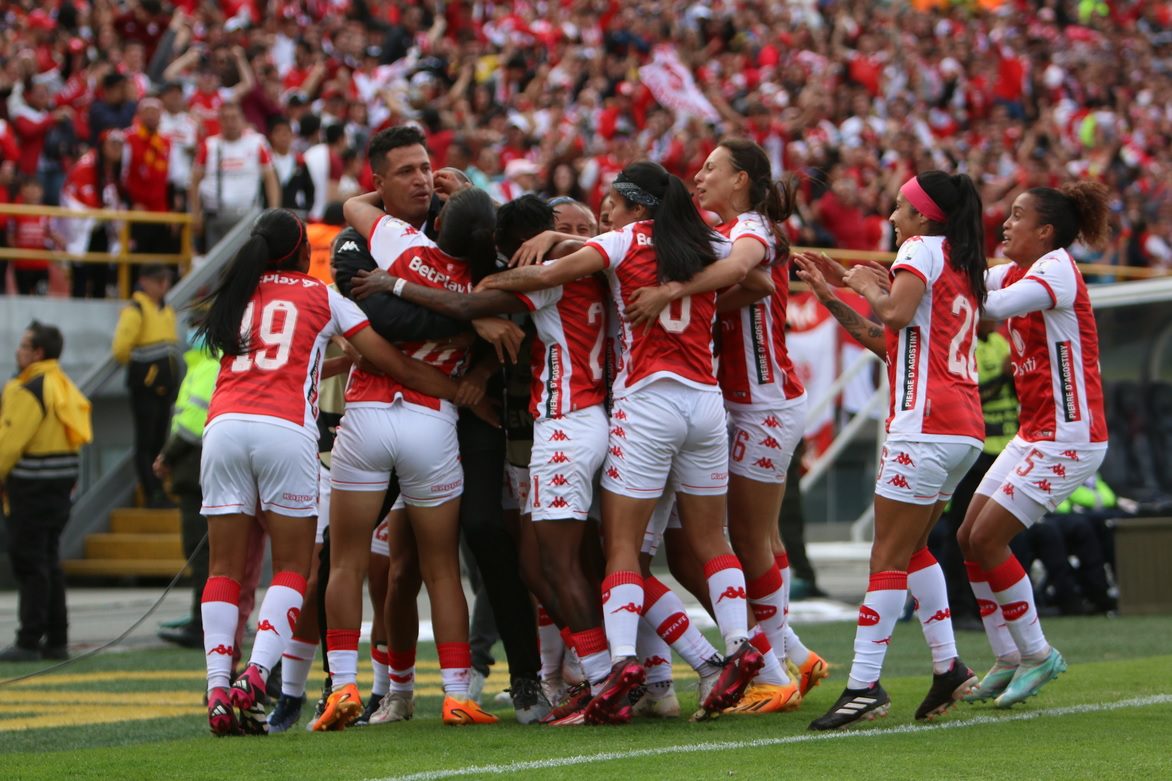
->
<box><xmin>0</xmin><ymin>203</ymin><xmax>194</xmax><ymax>299</ymax></box>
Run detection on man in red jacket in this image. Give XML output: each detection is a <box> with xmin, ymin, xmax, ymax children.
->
<box><xmin>124</xmin><ymin>97</ymin><xmax>175</xmax><ymax>263</ymax></box>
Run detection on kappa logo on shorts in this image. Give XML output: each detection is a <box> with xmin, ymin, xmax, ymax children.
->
<box><xmin>1035</xmin><ymin>479</ymin><xmax>1053</xmax><ymax>494</ymax></box>
<box><xmin>977</xmin><ymin>599</ymin><xmax>998</xmax><ymax>618</ymax></box>
<box><xmin>1001</xmin><ymin>483</ymin><xmax>1016</xmax><ymax>498</ymax></box>
<box><xmin>550</xmin><ymin>497</ymin><xmax>569</xmax><ymax>509</ymax></box>
<box><xmin>614</xmin><ymin>409</ymin><xmax>628</xmax><ymax>421</ymax></box>
<box><xmin>894</xmin><ymin>452</ymin><xmax>915</xmax><ymax>467</ymax></box>
<box><xmin>760</xmin><ymin>436</ymin><xmax>781</xmax><ymax>450</ymax></box>
<box><xmin>548</xmin><ymin>451</ymin><xmax>570</xmax><ymax>464</ymax></box>
<box><xmin>754</xmin><ymin>457</ymin><xmax>775</xmax><ymax>470</ymax></box>
<box><xmin>610</xmin><ymin>426</ymin><xmax>627</xmax><ymax>438</ymax></box>
<box><xmin>551</xmin><ymin>474</ymin><xmax>569</xmax><ymax>487</ymax></box>
<box><xmin>1062</xmin><ymin>449</ymin><xmax>1081</xmax><ymax>461</ymax></box>
<box><xmin>606</xmin><ymin>466</ymin><xmax>621</xmax><ymax>480</ymax></box>
<box><xmin>549</xmin><ymin>429</ymin><xmax>569</xmax><ymax>442</ymax></box>
<box><xmin>762</xmin><ymin>415</ymin><xmax>781</xmax><ymax>428</ymax></box>
<box><xmin>1001</xmin><ymin>601</ymin><xmax>1030</xmax><ymax>621</ymax></box>
<box><xmin>858</xmin><ymin>606</ymin><xmax>880</xmax><ymax>626</ymax></box>
<box><xmin>1050</xmin><ymin>464</ymin><xmax>1067</xmax><ymax>478</ymax></box>
<box><xmin>258</xmin><ymin>619</ymin><xmax>279</xmax><ymax>635</ymax></box>
<box><xmin>887</xmin><ymin>474</ymin><xmax>911</xmax><ymax>489</ymax></box>
<box><xmin>610</xmin><ymin>445</ymin><xmax>624</xmax><ymax>458</ymax></box>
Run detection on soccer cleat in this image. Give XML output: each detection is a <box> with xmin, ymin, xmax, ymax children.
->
<box><xmin>915</xmin><ymin>659</ymin><xmax>978</xmax><ymax>721</ymax></box>
<box><xmin>725</xmin><ymin>682</ymin><xmax>802</xmax><ymax>715</ymax></box>
<box><xmin>267</xmin><ymin>694</ymin><xmax>305</xmax><ymax>734</ymax></box>
<box><xmin>208</xmin><ymin>687</ymin><xmax>241</xmax><ymax>737</ymax></box>
<box><xmin>353</xmin><ymin>692</ymin><xmax>385</xmax><ymax>726</ymax></box>
<box><xmin>369</xmin><ymin>691</ymin><xmax>415</xmax><ymax>724</ymax></box>
<box><xmin>442</xmin><ymin>695</ymin><xmax>499</xmax><ymax>725</ymax></box>
<box><xmin>995</xmin><ymin>648</ymin><xmax>1067</xmax><ymax>709</ymax></box>
<box><xmin>964</xmin><ymin>660</ymin><xmax>1019</xmax><ymax>703</ymax></box>
<box><xmin>229</xmin><ymin>664</ymin><xmax>268</xmax><ymax>713</ymax></box>
<box><xmin>313</xmin><ymin>683</ymin><xmax>364</xmax><ymax>731</ymax></box>
<box><xmin>699</xmin><ymin>642</ymin><xmax>764</xmax><ymax>715</ymax></box>
<box><xmin>541</xmin><ymin>675</ymin><xmax>567</xmax><ymax>707</ymax></box>
<box><xmin>583</xmin><ymin>657</ymin><xmax>645</xmax><ymax>725</ymax></box>
<box><xmin>238</xmin><ymin>698</ymin><xmax>269</xmax><ymax>735</ymax></box>
<box><xmin>794</xmin><ymin>651</ymin><xmax>831</xmax><ymax>697</ymax></box>
<box><xmin>807</xmin><ymin>683</ymin><xmax>891</xmax><ymax>730</ymax></box>
<box><xmin>510</xmin><ymin>676</ymin><xmax>552</xmax><ymax>724</ymax></box>
<box><xmin>541</xmin><ymin>682</ymin><xmax>591</xmax><ymax>724</ymax></box>
<box><xmin>305</xmin><ymin>676</ymin><xmax>331</xmax><ymax>732</ymax></box>
<box><xmin>631</xmin><ymin>681</ymin><xmax>680</xmax><ymax>718</ymax></box>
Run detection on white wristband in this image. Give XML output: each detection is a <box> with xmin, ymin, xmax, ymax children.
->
<box><xmin>392</xmin><ymin>278</ymin><xmax>407</xmax><ymax>297</ymax></box>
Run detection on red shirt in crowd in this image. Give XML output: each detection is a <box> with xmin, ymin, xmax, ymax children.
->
<box><xmin>124</xmin><ymin>123</ymin><xmax>171</xmax><ymax>212</ymax></box>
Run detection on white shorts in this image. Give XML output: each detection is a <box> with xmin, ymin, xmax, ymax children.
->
<box><xmin>873</xmin><ymin>440</ymin><xmax>981</xmax><ymax>506</ymax></box>
<box><xmin>641</xmin><ymin>489</ymin><xmax>682</xmax><ymax>557</ymax></box>
<box><xmin>315</xmin><ymin>464</ymin><xmax>331</xmax><ymax>544</ymax></box>
<box><xmin>369</xmin><ymin>497</ymin><xmax>405</xmax><ymax>557</ymax></box>
<box><xmin>601</xmin><ymin>382</ymin><xmax>728</xmax><ymax>499</ymax></box>
<box><xmin>503</xmin><ymin>463</ymin><xmax>529</xmax><ymax>512</ymax></box>
<box><xmin>530</xmin><ymin>406</ymin><xmax>608</xmax><ymax>522</ymax></box>
<box><xmin>330</xmin><ymin>404</ymin><xmax>463</xmax><ymax>508</ymax></box>
<box><xmin>975</xmin><ymin>437</ymin><xmax>1108</xmax><ymax>527</ymax></box>
<box><xmin>726</xmin><ymin>398</ymin><xmax>805</xmax><ymax>484</ymax></box>
<box><xmin>201</xmin><ymin>418</ymin><xmax>319</xmax><ymax>518</ymax></box>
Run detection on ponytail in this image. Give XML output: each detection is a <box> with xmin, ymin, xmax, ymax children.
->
<box><xmin>193</xmin><ymin>209</ymin><xmax>307</xmax><ymax>356</ymax></box>
<box><xmin>910</xmin><ymin>171</ymin><xmax>988</xmax><ymax>311</ymax></box>
<box><xmin>1028</xmin><ymin>181</ymin><xmax>1111</xmax><ymax>251</ymax></box>
<box><xmin>719</xmin><ymin>137</ymin><xmax>796</xmax><ymax>260</ymax></box>
<box><xmin>613</xmin><ymin>160</ymin><xmax>718</xmax><ymax>283</ymax></box>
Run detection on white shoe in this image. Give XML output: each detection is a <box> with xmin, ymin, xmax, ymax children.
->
<box><xmin>632</xmin><ymin>681</ymin><xmax>680</xmax><ymax>718</ymax></box>
<box><xmin>368</xmin><ymin>691</ymin><xmax>414</xmax><ymax>724</ymax></box>
<box><xmin>468</xmin><ymin>669</ymin><xmax>486</xmax><ymax>704</ymax></box>
<box><xmin>541</xmin><ymin>675</ymin><xmax>567</xmax><ymax>707</ymax></box>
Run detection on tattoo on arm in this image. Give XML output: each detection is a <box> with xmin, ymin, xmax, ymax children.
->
<box><xmin>824</xmin><ymin>298</ymin><xmax>886</xmax><ymax>355</ymax></box>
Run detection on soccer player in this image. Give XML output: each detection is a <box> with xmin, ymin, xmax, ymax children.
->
<box><xmin>195</xmin><ymin>209</ymin><xmax>476</xmax><ymax>736</ymax></box>
<box><xmin>316</xmin><ymin>187</ymin><xmax>500</xmax><ymax>730</ymax></box>
<box><xmin>353</xmin><ymin>195</ymin><xmax>613</xmax><ymax>725</ymax></box>
<box><xmin>481</xmin><ymin>161</ymin><xmax>764</xmax><ymax>723</ymax></box>
<box><xmin>797</xmin><ymin>172</ymin><xmax>988</xmax><ymax>729</ymax></box>
<box><xmin>958</xmin><ymin>182</ymin><xmax>1110</xmax><ymax>707</ymax></box>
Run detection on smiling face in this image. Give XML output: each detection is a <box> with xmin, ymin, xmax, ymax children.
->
<box><xmin>1001</xmin><ymin>192</ymin><xmax>1053</xmax><ymax>266</ymax></box>
<box><xmin>693</xmin><ymin>145</ymin><xmax>747</xmax><ymax>218</ymax></box>
<box><xmin>554</xmin><ymin>202</ymin><xmax>597</xmax><ymax>237</ymax></box>
<box><xmin>889</xmin><ymin>191</ymin><xmax>930</xmax><ymax>247</ymax></box>
<box><xmin>373</xmin><ymin>144</ymin><xmax>434</xmax><ymax>226</ymax></box>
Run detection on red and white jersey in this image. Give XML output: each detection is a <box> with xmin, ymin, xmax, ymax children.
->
<box><xmin>714</xmin><ymin>212</ymin><xmax>805</xmax><ymax>409</ymax></box>
<box><xmin>195</xmin><ymin>131</ymin><xmax>273</xmax><ymax>213</ymax></box>
<box><xmin>586</xmin><ymin>221</ymin><xmax>725</xmax><ymax>397</ymax></box>
<box><xmin>207</xmin><ymin>272</ymin><xmax>368</xmax><ymax>438</ymax></box>
<box><xmin>988</xmin><ymin>249</ymin><xmax>1107</xmax><ymax>444</ymax></box>
<box><xmin>344</xmin><ymin>214</ymin><xmax>470</xmax><ymax>418</ymax></box>
<box><xmin>516</xmin><ymin>275</ymin><xmax>608</xmax><ymax>420</ymax></box>
<box><xmin>885</xmin><ymin>235</ymin><xmax>983</xmax><ymax>446</ymax></box>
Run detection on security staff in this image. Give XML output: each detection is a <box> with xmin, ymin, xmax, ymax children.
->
<box><xmin>0</xmin><ymin>321</ymin><xmax>92</xmax><ymax>662</ymax></box>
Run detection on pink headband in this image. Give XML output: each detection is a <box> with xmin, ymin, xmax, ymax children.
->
<box><xmin>900</xmin><ymin>177</ymin><xmax>947</xmax><ymax>223</ymax></box>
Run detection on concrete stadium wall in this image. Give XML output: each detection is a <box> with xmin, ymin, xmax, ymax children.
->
<box><xmin>0</xmin><ymin>296</ymin><xmax>127</xmax><ymax>391</ymax></box>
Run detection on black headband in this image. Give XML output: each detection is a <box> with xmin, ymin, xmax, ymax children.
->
<box><xmin>613</xmin><ymin>175</ymin><xmax>661</xmax><ymax>208</ymax></box>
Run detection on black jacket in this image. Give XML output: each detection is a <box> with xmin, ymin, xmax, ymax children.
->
<box><xmin>330</xmin><ymin>226</ymin><xmax>466</xmax><ymax>342</ymax></box>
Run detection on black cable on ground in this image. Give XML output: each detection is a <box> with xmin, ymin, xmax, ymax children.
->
<box><xmin>0</xmin><ymin>534</ymin><xmax>208</xmax><ymax>688</ymax></box>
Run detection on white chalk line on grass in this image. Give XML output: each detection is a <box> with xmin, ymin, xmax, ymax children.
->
<box><xmin>371</xmin><ymin>694</ymin><xmax>1172</xmax><ymax>781</ymax></box>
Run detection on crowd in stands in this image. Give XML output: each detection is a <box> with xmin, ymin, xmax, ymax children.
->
<box><xmin>0</xmin><ymin>0</ymin><xmax>1170</xmax><ymax>297</ymax></box>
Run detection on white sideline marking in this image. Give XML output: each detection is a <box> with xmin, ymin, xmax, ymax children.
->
<box><xmin>370</xmin><ymin>694</ymin><xmax>1172</xmax><ymax>781</ymax></box>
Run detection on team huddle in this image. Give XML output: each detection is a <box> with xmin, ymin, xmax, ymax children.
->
<box><xmin>190</xmin><ymin>124</ymin><xmax>1109</xmax><ymax>736</ymax></box>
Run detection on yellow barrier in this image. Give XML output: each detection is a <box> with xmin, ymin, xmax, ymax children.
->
<box><xmin>0</xmin><ymin>203</ymin><xmax>195</xmax><ymax>298</ymax></box>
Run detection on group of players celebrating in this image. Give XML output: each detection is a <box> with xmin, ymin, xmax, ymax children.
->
<box><xmin>190</xmin><ymin>123</ymin><xmax>1108</xmax><ymax>736</ymax></box>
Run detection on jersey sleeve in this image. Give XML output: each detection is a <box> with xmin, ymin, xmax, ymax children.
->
<box><xmin>728</xmin><ymin>215</ymin><xmax>773</xmax><ymax>264</ymax></box>
<box><xmin>584</xmin><ymin>227</ymin><xmax>634</xmax><ymax>269</ymax></box>
<box><xmin>368</xmin><ymin>214</ymin><xmax>432</xmax><ymax>271</ymax></box>
<box><xmin>327</xmin><ymin>286</ymin><xmax>370</xmax><ymax>338</ymax></box>
<box><xmin>1023</xmin><ymin>251</ymin><xmax>1078</xmax><ymax>310</ymax></box>
<box><xmin>983</xmin><ymin>275</ymin><xmax>1057</xmax><ymax>320</ymax></box>
<box><xmin>985</xmin><ymin>263</ymin><xmax>1013</xmax><ymax>292</ymax></box>
<box><xmin>516</xmin><ymin>283</ymin><xmax>563</xmax><ymax>312</ymax></box>
<box><xmin>890</xmin><ymin>237</ymin><xmax>938</xmax><ymax>286</ymax></box>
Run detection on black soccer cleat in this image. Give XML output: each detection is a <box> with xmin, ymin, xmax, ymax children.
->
<box><xmin>353</xmin><ymin>692</ymin><xmax>385</xmax><ymax>726</ymax></box>
<box><xmin>808</xmin><ymin>683</ymin><xmax>892</xmax><ymax>730</ymax></box>
<box><xmin>267</xmin><ymin>694</ymin><xmax>305</xmax><ymax>734</ymax></box>
<box><xmin>915</xmin><ymin>659</ymin><xmax>978</xmax><ymax>721</ymax></box>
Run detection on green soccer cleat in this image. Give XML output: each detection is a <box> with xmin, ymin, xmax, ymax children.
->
<box><xmin>994</xmin><ymin>648</ymin><xmax>1067</xmax><ymax>709</ymax></box>
<box><xmin>964</xmin><ymin>660</ymin><xmax>1019</xmax><ymax>703</ymax></box>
